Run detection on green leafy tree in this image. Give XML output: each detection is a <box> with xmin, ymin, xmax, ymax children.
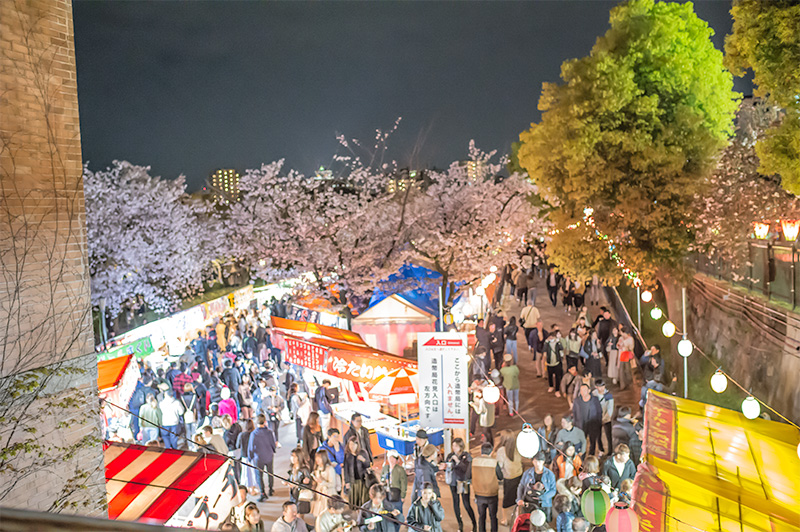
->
<box><xmin>518</xmin><ymin>0</ymin><xmax>740</xmax><ymax>286</ymax></box>
<box><xmin>725</xmin><ymin>0</ymin><xmax>800</xmax><ymax>193</ymax></box>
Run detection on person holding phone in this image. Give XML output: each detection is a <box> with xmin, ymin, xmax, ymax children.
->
<box><xmin>406</xmin><ymin>482</ymin><xmax>445</xmax><ymax>532</ymax></box>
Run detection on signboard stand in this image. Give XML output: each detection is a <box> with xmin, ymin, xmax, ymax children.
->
<box><xmin>417</xmin><ymin>332</ymin><xmax>469</xmax><ymax>432</ymax></box>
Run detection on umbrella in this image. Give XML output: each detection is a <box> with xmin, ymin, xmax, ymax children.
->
<box><xmin>369</xmin><ymin>367</ymin><xmax>419</xmax><ymax>405</ymax></box>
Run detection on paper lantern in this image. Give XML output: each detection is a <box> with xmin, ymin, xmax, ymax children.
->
<box><xmin>650</xmin><ymin>307</ymin><xmax>663</xmax><ymax>320</ymax></box>
<box><xmin>677</xmin><ymin>339</ymin><xmax>693</xmax><ymax>358</ymax></box>
<box><xmin>661</xmin><ymin>321</ymin><xmax>676</xmax><ymax>338</ymax></box>
<box><xmin>710</xmin><ymin>370</ymin><xmax>728</xmax><ymax>393</ymax></box>
<box><xmin>475</xmin><ymin>286</ymin><xmax>486</xmax><ymax>296</ymax></box>
<box><xmin>530</xmin><ymin>509</ymin><xmax>546</xmax><ymax>527</ymax></box>
<box><xmin>797</xmin><ymin>442</ymin><xmax>800</xmax><ymax>460</ymax></box>
<box><xmin>489</xmin><ymin>265</ymin><xmax>498</xmax><ymax>273</ymax></box>
<box><xmin>641</xmin><ymin>290</ymin><xmax>653</xmax><ymax>303</ymax></box>
<box><xmin>606</xmin><ymin>501</ymin><xmax>639</xmax><ymax>532</ymax></box>
<box><xmin>742</xmin><ymin>396</ymin><xmax>761</xmax><ymax>419</ymax></box>
<box><xmin>581</xmin><ymin>485</ymin><xmax>610</xmax><ymax>525</ymax></box>
<box><xmin>220</xmin><ymin>386</ymin><xmax>231</xmax><ymax>400</ymax></box>
<box><xmin>483</xmin><ymin>384</ymin><xmax>500</xmax><ymax>404</ymax></box>
<box><xmin>781</xmin><ymin>220</ymin><xmax>800</xmax><ymax>242</ymax></box>
<box><xmin>516</xmin><ymin>423</ymin><xmax>540</xmax><ymax>459</ymax></box>
<box><xmin>753</xmin><ymin>221</ymin><xmax>770</xmax><ymax>239</ymax></box>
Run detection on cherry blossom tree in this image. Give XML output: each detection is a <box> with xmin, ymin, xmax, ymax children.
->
<box><xmin>403</xmin><ymin>142</ymin><xmax>543</xmax><ymax>307</ymax></box>
<box><xmin>228</xmin><ymin>159</ymin><xmax>408</xmax><ymax>322</ymax></box>
<box><xmin>693</xmin><ymin>99</ymin><xmax>800</xmax><ymax>272</ymax></box>
<box><xmin>84</xmin><ymin>161</ymin><xmax>211</xmax><ymax>316</ymax></box>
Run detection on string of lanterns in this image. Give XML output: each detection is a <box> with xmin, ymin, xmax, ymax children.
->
<box><xmin>642</xmin><ymin>290</ymin><xmax>800</xmax><ymax>460</ymax></box>
<box><xmin>467</xmin><ymin>353</ymin><xmax>710</xmax><ymax>532</ymax></box>
<box><xmin>582</xmin><ymin>207</ymin><xmax>643</xmax><ymax>287</ymax></box>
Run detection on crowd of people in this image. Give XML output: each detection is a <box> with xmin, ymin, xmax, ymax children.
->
<box><xmin>108</xmin><ymin>251</ymin><xmax>662</xmax><ymax>532</ymax></box>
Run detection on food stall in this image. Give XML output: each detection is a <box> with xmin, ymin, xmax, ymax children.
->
<box><xmin>104</xmin><ymin>442</ymin><xmax>237</xmax><ymax>529</ymax></box>
<box><xmin>271</xmin><ymin>317</ymin><xmax>447</xmax><ymax>457</ymax></box>
<box><xmin>633</xmin><ymin>391</ymin><xmax>800</xmax><ymax>532</ymax></box>
<box><xmin>98</xmin><ymin>354</ymin><xmax>140</xmax><ymax>418</ymax></box>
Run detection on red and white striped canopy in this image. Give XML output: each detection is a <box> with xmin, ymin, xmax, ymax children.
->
<box><xmin>369</xmin><ymin>367</ymin><xmax>419</xmax><ymax>404</ymax></box>
<box><xmin>104</xmin><ymin>442</ymin><xmax>230</xmax><ymax>525</ymax></box>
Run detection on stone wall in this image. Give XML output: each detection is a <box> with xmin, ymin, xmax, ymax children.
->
<box><xmin>687</xmin><ymin>274</ymin><xmax>800</xmax><ymax>424</ymax></box>
<box><xmin>1</xmin><ymin>0</ymin><xmax>106</xmax><ymax>515</ymax></box>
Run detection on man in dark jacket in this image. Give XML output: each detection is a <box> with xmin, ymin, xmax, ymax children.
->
<box><xmin>344</xmin><ymin>413</ymin><xmax>373</xmax><ymax>464</ymax></box>
<box><xmin>601</xmin><ymin>444</ymin><xmax>637</xmax><ymax>490</ymax></box>
<box><xmin>220</xmin><ymin>359</ymin><xmax>242</xmax><ymax>393</ymax></box>
<box><xmin>488</xmin><ymin>323</ymin><xmax>505</xmax><ymax>370</ymax></box>
<box><xmin>242</xmin><ymin>329</ymin><xmax>258</xmax><ymax>358</ymax></box>
<box><xmin>127</xmin><ymin>379</ymin><xmax>147</xmax><ymax>441</ymax></box>
<box><xmin>593</xmin><ymin>308</ymin><xmax>617</xmax><ymax>361</ymax></box>
<box><xmin>248</xmin><ymin>414</ymin><xmax>276</xmax><ymax>501</ymax></box>
<box><xmin>611</xmin><ymin>406</ymin><xmax>636</xmax><ymax>450</ymax></box>
<box><xmin>475</xmin><ymin>319</ymin><xmax>490</xmax><ymax>352</ymax></box>
<box><xmin>572</xmin><ymin>384</ymin><xmax>603</xmax><ymax>456</ymax></box>
<box><xmin>406</xmin><ymin>482</ymin><xmax>445</xmax><ymax>532</ymax></box>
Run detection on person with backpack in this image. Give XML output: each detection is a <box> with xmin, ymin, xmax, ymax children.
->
<box><xmin>516</xmin><ymin>452</ymin><xmax>556</xmax><ymax>520</ymax></box>
<box><xmin>472</xmin><ymin>442</ymin><xmax>503</xmax><ymax>532</ymax></box>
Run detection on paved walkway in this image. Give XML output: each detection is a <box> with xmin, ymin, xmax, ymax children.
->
<box><xmin>250</xmin><ymin>274</ymin><xmax>640</xmax><ymax>531</ymax></box>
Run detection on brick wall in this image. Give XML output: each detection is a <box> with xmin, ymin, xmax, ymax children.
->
<box><xmin>1</xmin><ymin>0</ymin><xmax>106</xmax><ymax>515</ymax></box>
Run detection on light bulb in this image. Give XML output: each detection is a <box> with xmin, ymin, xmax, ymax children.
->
<box><xmin>483</xmin><ymin>384</ymin><xmax>500</xmax><ymax>404</ymax></box>
<box><xmin>516</xmin><ymin>424</ymin><xmax>540</xmax><ymax>459</ymax></box>
<box><xmin>742</xmin><ymin>396</ymin><xmax>761</xmax><ymax>419</ymax></box>
<box><xmin>650</xmin><ymin>307</ymin><xmax>663</xmax><ymax>320</ymax></box>
<box><xmin>662</xmin><ymin>321</ymin><xmax>676</xmax><ymax>338</ymax></box>
<box><xmin>677</xmin><ymin>339</ymin><xmax>693</xmax><ymax>357</ymax></box>
<box><xmin>641</xmin><ymin>290</ymin><xmax>653</xmax><ymax>303</ymax></box>
<box><xmin>710</xmin><ymin>370</ymin><xmax>728</xmax><ymax>393</ymax></box>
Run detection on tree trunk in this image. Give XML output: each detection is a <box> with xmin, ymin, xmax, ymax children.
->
<box><xmin>656</xmin><ymin>269</ymin><xmax>687</xmax><ymax>383</ymax></box>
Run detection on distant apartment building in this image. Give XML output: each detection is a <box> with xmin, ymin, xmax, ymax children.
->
<box><xmin>209</xmin><ymin>168</ymin><xmax>241</xmax><ymax>204</ymax></box>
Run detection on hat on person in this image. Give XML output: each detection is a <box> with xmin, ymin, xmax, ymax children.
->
<box><xmin>503</xmin><ymin>353</ymin><xmax>513</xmax><ymax>362</ymax></box>
<box><xmin>422</xmin><ymin>444</ymin><xmax>437</xmax><ymax>458</ymax></box>
<box><xmin>416</xmin><ymin>429</ymin><xmax>428</xmax><ymax>440</ymax></box>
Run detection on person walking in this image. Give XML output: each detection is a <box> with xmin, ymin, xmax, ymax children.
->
<box><xmin>573</xmin><ymin>384</ymin><xmax>603</xmax><ymax>456</ymax></box>
<box><xmin>406</xmin><ymin>483</ymin><xmax>445</xmax><ymax>532</ymax></box>
<box><xmin>359</xmin><ymin>484</ymin><xmax>402</xmax><ymax>532</ymax></box>
<box><xmin>617</xmin><ymin>327</ymin><xmax>635</xmax><ymax>391</ymax></box>
<box><xmin>302</xmin><ymin>411</ymin><xmax>324</xmax><ymax>462</ymax></box>
<box><xmin>593</xmin><ymin>380</ymin><xmax>614</xmax><ymax>455</ymax></box>
<box><xmin>311</xmin><ymin>451</ymin><xmax>337</xmax><ymax>515</ymax></box>
<box><xmin>470</xmin><ymin>387</ymin><xmax>495</xmax><ymax>446</ymax></box>
<box><xmin>286</xmin><ymin>448</ymin><xmax>313</xmax><ymax>515</ymax></box>
<box><xmin>516</xmin><ymin>452</ymin><xmax>557</xmax><ymax>520</ymax></box>
<box><xmin>289</xmin><ymin>383</ymin><xmax>309</xmax><ymax>445</ymax></box>
<box><xmin>344</xmin><ymin>413</ymin><xmax>373</xmax><ymax>465</ymax></box>
<box><xmin>519</xmin><ymin>301</ymin><xmax>540</xmax><ymax>351</ymax></box>
<box><xmin>412</xmin><ymin>444</ymin><xmax>441</xmax><ymax>500</ymax></box>
<box><xmin>344</xmin><ymin>435</ymin><xmax>372</xmax><ymax>508</ymax></box>
<box><xmin>503</xmin><ymin>318</ymin><xmax>519</xmax><ymax>363</ymax></box>
<box><xmin>602</xmin><ymin>444</ymin><xmax>636</xmax><ymax>490</ymax></box>
<box><xmin>139</xmin><ymin>394</ymin><xmax>162</xmax><ymax>444</ymax></box>
<box><xmin>488</xmin><ymin>322</ymin><xmax>505</xmax><ymax>370</ymax></box>
<box><xmin>445</xmin><ymin>438</ymin><xmax>477</xmax><ymax>532</ymax></box>
<box><xmin>381</xmin><ymin>450</ymin><xmax>408</xmax><ymax>523</ymax></box>
<box><xmin>546</xmin><ymin>267</ymin><xmax>560</xmax><ymax>307</ymax></box>
<box><xmin>472</xmin><ymin>442</ymin><xmax>502</xmax><ymax>532</ymax></box>
<box><xmin>262</xmin><ymin>385</ymin><xmax>285</xmax><ymax>446</ymax></box>
<box><xmin>605</xmin><ymin>326</ymin><xmax>620</xmax><ymax>385</ymax></box>
<box><xmin>248</xmin><ymin>414</ymin><xmax>277</xmax><ymax>501</ymax></box>
<box><xmin>544</xmin><ymin>329</ymin><xmax>564</xmax><ymax>398</ymax></box>
<box><xmin>238</xmin><ymin>419</ymin><xmax>260</xmax><ymax>496</ymax></box>
<box><xmin>500</xmin><ymin>354</ymin><xmax>520</xmax><ymax>416</ymax></box>
<box><xmin>494</xmin><ymin>430</ymin><xmax>522</xmax><ymax>527</ymax></box>
<box><xmin>158</xmin><ymin>390</ymin><xmax>185</xmax><ymax>449</ymax></box>
<box><xmin>315</xmin><ymin>379</ymin><xmax>334</xmax><ymax>435</ymax></box>
<box><xmin>319</xmin><ymin>428</ymin><xmax>345</xmax><ymax>480</ymax></box>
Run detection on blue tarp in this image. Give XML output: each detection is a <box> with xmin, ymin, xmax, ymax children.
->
<box><xmin>369</xmin><ymin>264</ymin><xmax>462</xmax><ymax>317</ymax></box>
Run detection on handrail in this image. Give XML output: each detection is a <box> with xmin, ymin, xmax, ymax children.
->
<box><xmin>610</xmin><ymin>286</ymin><xmax>648</xmax><ymax>352</ymax></box>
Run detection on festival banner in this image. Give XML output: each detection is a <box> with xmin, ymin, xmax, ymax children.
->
<box><xmin>644</xmin><ymin>390</ymin><xmax>678</xmax><ymax>463</ymax></box>
<box><xmin>284</xmin><ymin>338</ymin><xmax>327</xmax><ymax>372</ymax></box>
<box><xmin>327</xmin><ymin>349</ymin><xmax>416</xmax><ymax>386</ymax></box>
<box><xmin>417</xmin><ymin>332</ymin><xmax>469</xmax><ymax>428</ymax></box>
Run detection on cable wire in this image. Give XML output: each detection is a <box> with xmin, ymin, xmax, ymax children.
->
<box><xmin>104</xmin><ymin>400</ymin><xmax>422</xmax><ymax>532</ymax></box>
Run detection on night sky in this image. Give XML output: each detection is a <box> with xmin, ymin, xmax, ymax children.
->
<box><xmin>72</xmin><ymin>1</ymin><xmax>749</xmax><ymax>192</ymax></box>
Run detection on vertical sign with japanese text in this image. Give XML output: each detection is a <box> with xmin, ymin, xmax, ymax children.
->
<box><xmin>418</xmin><ymin>332</ymin><xmax>468</xmax><ymax>428</ymax></box>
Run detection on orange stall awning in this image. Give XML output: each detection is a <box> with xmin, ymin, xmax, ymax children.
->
<box><xmin>97</xmin><ymin>354</ymin><xmax>134</xmax><ymax>392</ymax></box>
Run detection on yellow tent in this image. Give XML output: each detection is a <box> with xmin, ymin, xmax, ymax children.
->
<box><xmin>633</xmin><ymin>391</ymin><xmax>800</xmax><ymax>532</ymax></box>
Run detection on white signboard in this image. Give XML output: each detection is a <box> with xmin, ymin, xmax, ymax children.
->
<box><xmin>418</xmin><ymin>332</ymin><xmax>468</xmax><ymax>428</ymax></box>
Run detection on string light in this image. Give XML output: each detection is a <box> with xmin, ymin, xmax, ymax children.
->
<box><xmin>650</xmin><ymin>307</ymin><xmax>663</xmax><ymax>320</ymax></box>
<box><xmin>582</xmin><ymin>207</ymin><xmax>643</xmax><ymax>287</ymax></box>
<box><xmin>641</xmin><ymin>290</ymin><xmax>653</xmax><ymax>303</ymax></box>
<box><xmin>661</xmin><ymin>320</ymin><xmax>676</xmax><ymax>338</ymax></box>
<box><xmin>742</xmin><ymin>396</ymin><xmax>761</xmax><ymax>419</ymax></box>
<box><xmin>677</xmin><ymin>338</ymin><xmax>693</xmax><ymax>357</ymax></box>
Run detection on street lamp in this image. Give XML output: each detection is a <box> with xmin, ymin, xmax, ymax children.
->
<box><xmin>641</xmin><ymin>290</ymin><xmax>653</xmax><ymax>303</ymax></box>
<box><xmin>781</xmin><ymin>220</ymin><xmax>800</xmax><ymax>242</ymax></box>
<box><xmin>753</xmin><ymin>221</ymin><xmax>770</xmax><ymax>239</ymax></box>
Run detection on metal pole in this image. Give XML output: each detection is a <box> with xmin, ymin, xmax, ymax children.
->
<box><xmin>438</xmin><ymin>285</ymin><xmax>445</xmax><ymax>332</ymax></box>
<box><xmin>682</xmin><ymin>287</ymin><xmax>688</xmax><ymax>399</ymax></box>
<box><xmin>636</xmin><ymin>286</ymin><xmax>642</xmax><ymax>333</ymax></box>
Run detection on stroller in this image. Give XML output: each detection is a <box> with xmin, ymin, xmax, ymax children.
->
<box><xmin>511</xmin><ymin>483</ymin><xmax>544</xmax><ymax>532</ymax></box>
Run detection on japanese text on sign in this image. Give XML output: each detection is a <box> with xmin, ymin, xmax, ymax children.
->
<box><xmin>418</xmin><ymin>332</ymin><xmax>468</xmax><ymax>428</ymax></box>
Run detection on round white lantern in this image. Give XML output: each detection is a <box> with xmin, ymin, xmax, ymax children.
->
<box><xmin>516</xmin><ymin>423</ymin><xmax>540</xmax><ymax>459</ymax></box>
<box><xmin>641</xmin><ymin>290</ymin><xmax>653</xmax><ymax>303</ymax></box>
<box><xmin>742</xmin><ymin>396</ymin><xmax>761</xmax><ymax>420</ymax></box>
<box><xmin>650</xmin><ymin>307</ymin><xmax>663</xmax><ymax>320</ymax></box>
<box><xmin>662</xmin><ymin>321</ymin><xmax>676</xmax><ymax>338</ymax></box>
<box><xmin>677</xmin><ymin>339</ymin><xmax>693</xmax><ymax>358</ymax></box>
<box><xmin>530</xmin><ymin>510</ymin><xmax>546</xmax><ymax>527</ymax></box>
<box><xmin>710</xmin><ymin>370</ymin><xmax>728</xmax><ymax>393</ymax></box>
<box><xmin>483</xmin><ymin>384</ymin><xmax>500</xmax><ymax>404</ymax></box>
<box><xmin>489</xmin><ymin>265</ymin><xmax>498</xmax><ymax>273</ymax></box>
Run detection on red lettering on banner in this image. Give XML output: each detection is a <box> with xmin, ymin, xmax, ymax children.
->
<box><xmin>644</xmin><ymin>392</ymin><xmax>677</xmax><ymax>463</ymax></box>
<box><xmin>327</xmin><ymin>350</ymin><xmax>416</xmax><ymax>386</ymax></box>
<box><xmin>285</xmin><ymin>338</ymin><xmax>327</xmax><ymax>372</ymax></box>
<box><xmin>632</xmin><ymin>463</ymin><xmax>668</xmax><ymax>532</ymax></box>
